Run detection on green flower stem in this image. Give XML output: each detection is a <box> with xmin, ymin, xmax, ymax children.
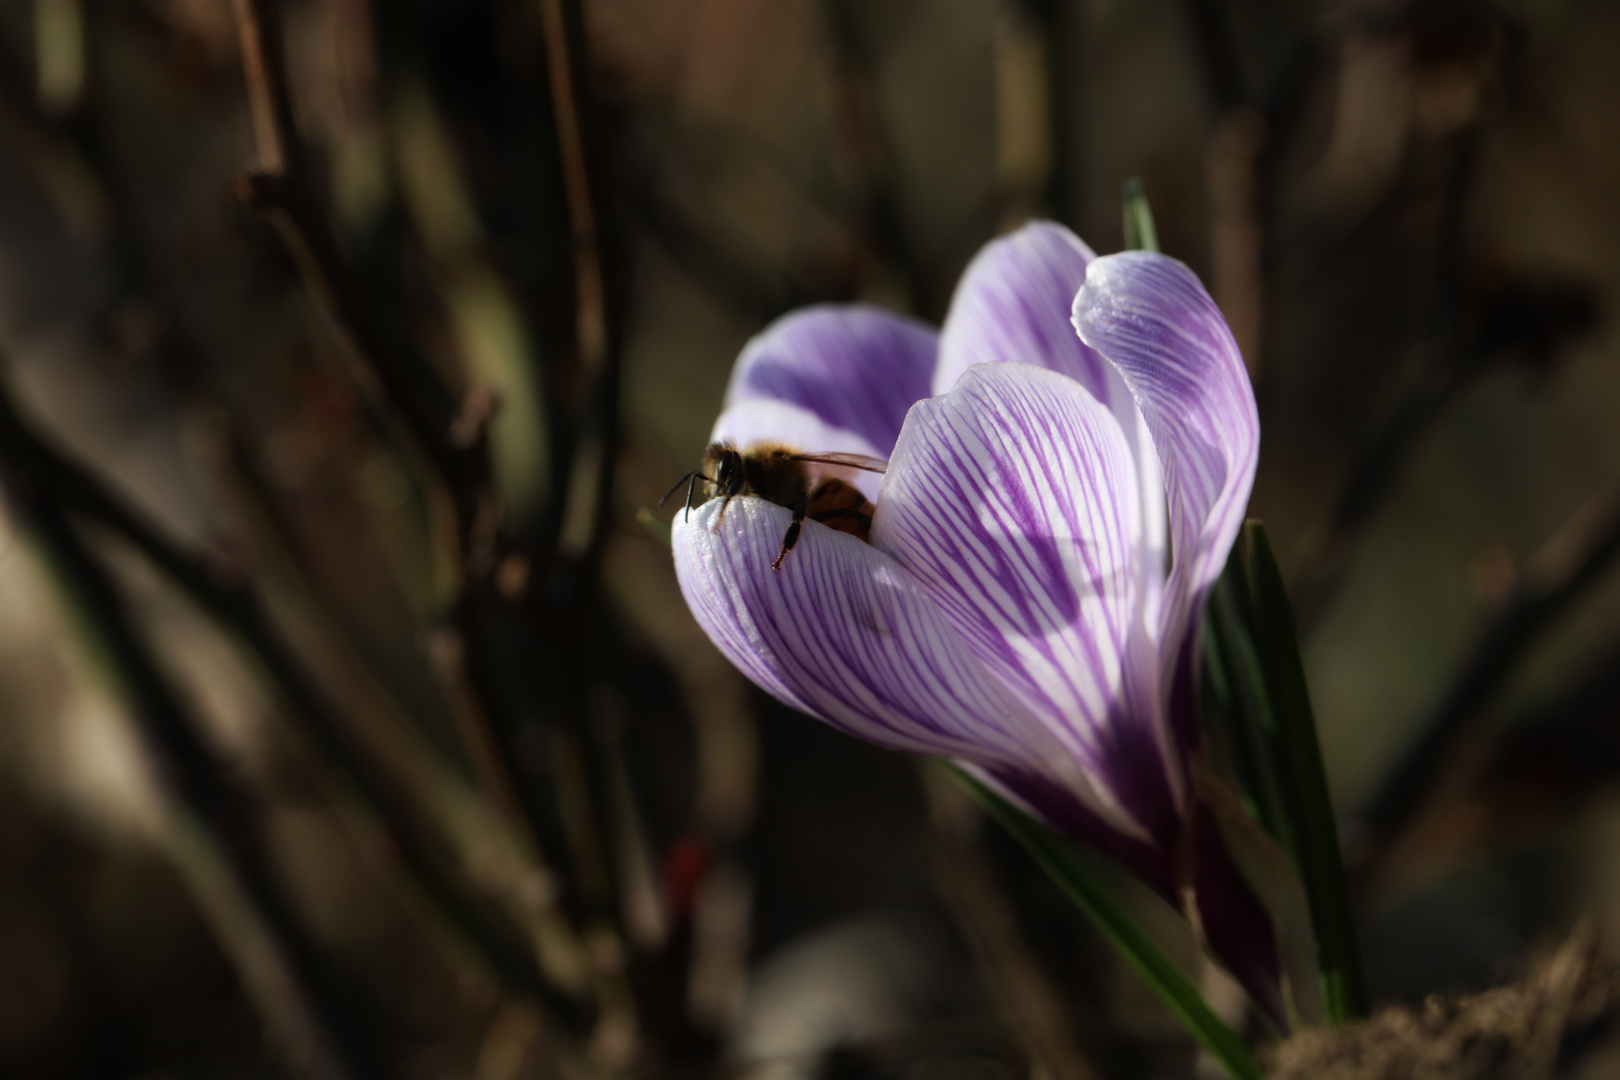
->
<box><xmin>948</xmin><ymin>765</ymin><xmax>1264</xmax><ymax>1080</ymax></box>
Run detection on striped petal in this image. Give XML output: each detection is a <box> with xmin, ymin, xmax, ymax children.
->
<box><xmin>724</xmin><ymin>305</ymin><xmax>938</xmax><ymax>458</ymax></box>
<box><xmin>1072</xmin><ymin>252</ymin><xmax>1260</xmax><ymax>747</ymax></box>
<box><xmin>1188</xmin><ymin>803</ymin><xmax>1286</xmax><ymax>1026</ymax></box>
<box><xmin>934</xmin><ymin>222</ymin><xmax>1102</xmax><ymax>394</ymax></box>
<box><xmin>671</xmin><ymin>495</ymin><xmax>1095</xmax><ymax>780</ymax></box>
<box><xmin>935</xmin><ymin>222</ymin><xmax>1168</xmax><ymax>628</ymax></box>
<box><xmin>872</xmin><ymin>363</ymin><xmax>1178</xmax><ymax>844</ymax></box>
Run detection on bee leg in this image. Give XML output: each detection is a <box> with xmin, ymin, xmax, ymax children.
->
<box><xmin>772</xmin><ymin>493</ymin><xmax>809</xmax><ymax>570</ymax></box>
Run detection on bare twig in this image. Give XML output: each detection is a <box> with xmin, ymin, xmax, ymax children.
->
<box><xmin>0</xmin><ymin>371</ymin><xmax>598</xmax><ymax>1033</ymax></box>
<box><xmin>823</xmin><ymin>0</ymin><xmax>935</xmax><ymax>318</ymax></box>
<box><xmin>1</xmin><ymin>470</ymin><xmax>374</xmax><ymax>1080</ymax></box>
<box><xmin>1289</xmin><ymin>127</ymin><xmax>1488</xmax><ymax>628</ymax></box>
<box><xmin>0</xmin><ymin>0</ymin><xmax>596</xmax><ymax>1032</ymax></box>
<box><xmin>232</xmin><ymin>0</ymin><xmax>301</xmax><ymax>177</ymax></box>
<box><xmin>536</xmin><ymin>0</ymin><xmax>604</xmax><ymax>388</ymax></box>
<box><xmin>229</xmin><ymin>0</ymin><xmax>492</xmax><ymax>545</ymax></box>
<box><xmin>536</xmin><ymin>0</ymin><xmax>627</xmax><ymax>573</ymax></box>
<box><xmin>228</xmin><ymin>4</ymin><xmax>646</xmax><ymax>1032</ymax></box>
<box><xmin>924</xmin><ymin>770</ymin><xmax>1102</xmax><ymax>1080</ymax></box>
<box><xmin>1292</xmin><ymin>267</ymin><xmax>1599</xmax><ymax>631</ymax></box>
<box><xmin>0</xmin><ymin>0</ymin><xmax>597</xmax><ymax>1030</ymax></box>
<box><xmin>227</xmin><ymin>0</ymin><xmax>569</xmax><ymax>869</ymax></box>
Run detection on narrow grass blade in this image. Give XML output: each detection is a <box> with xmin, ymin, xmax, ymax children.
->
<box><xmin>1243</xmin><ymin>521</ymin><xmax>1369</xmax><ymax>1022</ymax></box>
<box><xmin>1206</xmin><ymin>555</ymin><xmax>1295</xmax><ymax>854</ymax></box>
<box><xmin>636</xmin><ymin>507</ymin><xmax>672</xmax><ymax>547</ymax></box>
<box><xmin>949</xmin><ymin>765</ymin><xmax>1264</xmax><ymax>1080</ymax></box>
<box><xmin>1123</xmin><ymin>177</ymin><xmax>1160</xmax><ymax>253</ymax></box>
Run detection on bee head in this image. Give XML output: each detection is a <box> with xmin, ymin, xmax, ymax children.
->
<box><xmin>716</xmin><ymin>447</ymin><xmax>745</xmax><ymax>497</ymax></box>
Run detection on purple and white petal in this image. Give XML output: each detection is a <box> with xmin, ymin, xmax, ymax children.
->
<box><xmin>1187</xmin><ymin>803</ymin><xmax>1286</xmax><ymax>1027</ymax></box>
<box><xmin>967</xmin><ymin>760</ymin><xmax>1179</xmax><ymax>897</ymax></box>
<box><xmin>675</xmin><ymin>223</ymin><xmax>1286</xmax><ymax>1029</ymax></box>
<box><xmin>873</xmin><ymin>363</ymin><xmax>1177</xmax><ymax>843</ymax></box>
<box><xmin>724</xmin><ymin>305</ymin><xmax>938</xmax><ymax>458</ymax></box>
<box><xmin>934</xmin><ymin>222</ymin><xmax>1102</xmax><ymax>395</ymax></box>
<box><xmin>672</xmin><ymin>495</ymin><xmax>1094</xmax><ymax>776</ymax></box>
<box><xmin>934</xmin><ymin>222</ymin><xmax>1170</xmax><ymax>620</ymax></box>
<box><xmin>1072</xmin><ymin>252</ymin><xmax>1260</xmax><ymax>741</ymax></box>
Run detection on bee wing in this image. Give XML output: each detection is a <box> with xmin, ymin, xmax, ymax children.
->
<box><xmin>791</xmin><ymin>451</ymin><xmax>889</xmax><ymax>474</ymax></box>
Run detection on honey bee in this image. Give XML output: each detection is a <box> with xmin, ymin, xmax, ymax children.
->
<box><xmin>661</xmin><ymin>441</ymin><xmax>887</xmax><ymax>569</ymax></box>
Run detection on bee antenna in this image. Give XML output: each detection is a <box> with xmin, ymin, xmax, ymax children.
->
<box><xmin>659</xmin><ymin>471</ymin><xmax>700</xmax><ymax>507</ymax></box>
<box><xmin>659</xmin><ymin>471</ymin><xmax>713</xmax><ymax>519</ymax></box>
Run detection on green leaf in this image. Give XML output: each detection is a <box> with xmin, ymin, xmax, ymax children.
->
<box><xmin>1242</xmin><ymin>522</ymin><xmax>1369</xmax><ymax>1022</ymax></box>
<box><xmin>948</xmin><ymin>765</ymin><xmax>1264</xmax><ymax>1080</ymax></box>
<box><xmin>1206</xmin><ymin>552</ymin><xmax>1296</xmax><ymax>856</ymax></box>
<box><xmin>1123</xmin><ymin>178</ymin><xmax>1160</xmax><ymax>254</ymax></box>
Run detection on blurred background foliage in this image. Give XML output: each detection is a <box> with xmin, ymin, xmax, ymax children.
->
<box><xmin>0</xmin><ymin>0</ymin><xmax>1616</xmax><ymax>1076</ymax></box>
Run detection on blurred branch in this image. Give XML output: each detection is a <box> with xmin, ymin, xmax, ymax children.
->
<box><xmin>823</xmin><ymin>0</ymin><xmax>933</xmax><ymax>318</ymax></box>
<box><xmin>1288</xmin><ymin>125</ymin><xmax>1486</xmax><ymax>628</ymax></box>
<box><xmin>229</xmin><ymin>0</ymin><xmax>500</xmax><ymax>555</ymax></box>
<box><xmin>1292</xmin><ymin>268</ymin><xmax>1600</xmax><ymax>630</ymax></box>
<box><xmin>1285</xmin><ymin>15</ymin><xmax>1585</xmax><ymax>629</ymax></box>
<box><xmin>227</xmin><ymin>0</ymin><xmax>578</xmax><ymax>878</ymax></box>
<box><xmin>0</xmin><ymin>370</ymin><xmax>598</xmax><ymax>1033</ymax></box>
<box><xmin>0</xmin><ymin>3</ymin><xmax>599</xmax><ymax>1025</ymax></box>
<box><xmin>0</xmin><ymin>18</ymin><xmax>114</xmax><ymax>244</ymax></box>
<box><xmin>516</xmin><ymin>0</ymin><xmax>638</xmax><ymax>948</ymax></box>
<box><xmin>1179</xmin><ymin>0</ymin><xmax>1247</xmax><ymax>114</ymax></box>
<box><xmin>924</xmin><ymin>770</ymin><xmax>1101</xmax><ymax>1080</ymax></box>
<box><xmin>619</xmin><ymin>168</ymin><xmax>814</xmax><ymax>324</ymax></box>
<box><xmin>228</xmin><ymin>7</ymin><xmax>648</xmax><ymax>1048</ymax></box>
<box><xmin>232</xmin><ymin>0</ymin><xmax>301</xmax><ymax>177</ymax></box>
<box><xmin>535</xmin><ymin>0</ymin><xmax>626</xmax><ymax>573</ymax></box>
<box><xmin>0</xmin><ymin>0</ymin><xmax>596</xmax><ymax>1029</ymax></box>
<box><xmin>0</xmin><ymin>466</ymin><xmax>376</xmax><ymax>1080</ymax></box>
<box><xmin>1349</xmin><ymin>478</ymin><xmax>1620</xmax><ymax>870</ymax></box>
<box><xmin>229</xmin><ymin>166</ymin><xmax>480</xmax><ymax>533</ymax></box>
<box><xmin>1014</xmin><ymin>0</ymin><xmax>1082</xmax><ymax>226</ymax></box>
<box><xmin>1290</xmin><ymin>364</ymin><xmax>1458</xmax><ymax>630</ymax></box>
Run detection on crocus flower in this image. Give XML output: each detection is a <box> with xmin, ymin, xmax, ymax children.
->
<box><xmin>671</xmin><ymin>222</ymin><xmax>1282</xmax><ymax>1021</ymax></box>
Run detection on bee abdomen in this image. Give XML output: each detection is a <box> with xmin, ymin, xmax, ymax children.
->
<box><xmin>807</xmin><ymin>479</ymin><xmax>875</xmax><ymax>543</ymax></box>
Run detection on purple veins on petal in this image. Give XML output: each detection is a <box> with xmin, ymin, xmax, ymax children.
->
<box><xmin>876</xmin><ymin>364</ymin><xmax>1140</xmax><ymax>729</ymax></box>
<box><xmin>1188</xmin><ymin>802</ymin><xmax>1286</xmax><ymax>1027</ymax></box>
<box><xmin>873</xmin><ymin>362</ymin><xmax>1176</xmax><ymax>839</ymax></box>
<box><xmin>672</xmin><ymin>494</ymin><xmax>1076</xmax><ymax>771</ymax></box>
<box><xmin>936</xmin><ymin>221</ymin><xmax>1170</xmax><ymax>621</ymax></box>
<box><xmin>934</xmin><ymin>221</ymin><xmax>1104</xmax><ymax>396</ymax></box>
<box><xmin>724</xmin><ymin>305</ymin><xmax>938</xmax><ymax>459</ymax></box>
<box><xmin>1072</xmin><ymin>250</ymin><xmax>1260</xmax><ymax>746</ymax></box>
<box><xmin>672</xmin><ymin>222</ymin><xmax>1283</xmax><ymax>1028</ymax></box>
